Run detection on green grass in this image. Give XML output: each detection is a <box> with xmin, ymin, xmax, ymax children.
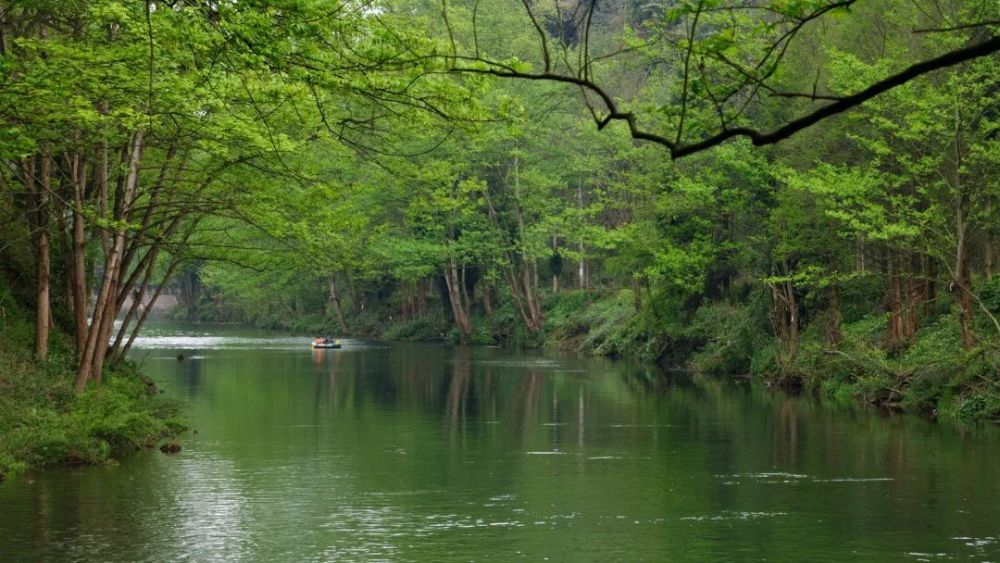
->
<box><xmin>0</xmin><ymin>348</ymin><xmax>187</xmax><ymax>480</ymax></box>
<box><xmin>0</xmin><ymin>295</ymin><xmax>186</xmax><ymax>480</ymax></box>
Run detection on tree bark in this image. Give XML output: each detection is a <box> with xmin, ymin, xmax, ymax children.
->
<box><xmin>770</xmin><ymin>262</ymin><xmax>798</xmax><ymax>366</ymax></box>
<box><xmin>577</xmin><ymin>180</ymin><xmax>587</xmax><ymax>289</ymax></box>
<box><xmin>24</xmin><ymin>152</ymin><xmax>51</xmax><ymax>361</ymax></box>
<box><xmin>328</xmin><ymin>273</ymin><xmax>350</xmax><ymax>333</ymax></box>
<box><xmin>827</xmin><ymin>283</ymin><xmax>842</xmax><ymax>348</ymax></box>
<box><xmin>444</xmin><ymin>259</ymin><xmax>473</xmax><ymax>338</ymax></box>
<box><xmin>954</xmin><ymin>203</ymin><xmax>976</xmax><ymax>349</ymax></box>
<box><xmin>482</xmin><ymin>284</ymin><xmax>493</xmax><ymax>316</ymax></box>
<box><xmin>70</xmin><ymin>152</ymin><xmax>89</xmax><ymax>361</ymax></box>
<box><xmin>785</xmin><ymin>278</ymin><xmax>798</xmax><ymax>365</ymax></box>
<box><xmin>952</xmin><ymin>96</ymin><xmax>976</xmax><ymax>350</ymax></box>
<box><xmin>417</xmin><ymin>278</ymin><xmax>426</xmax><ymax>316</ymax></box>
<box><xmin>76</xmin><ymin>131</ymin><xmax>144</xmax><ymax>392</ymax></box>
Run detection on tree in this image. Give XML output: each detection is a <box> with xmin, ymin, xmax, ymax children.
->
<box><xmin>439</xmin><ymin>0</ymin><xmax>1000</xmax><ymax>158</ymax></box>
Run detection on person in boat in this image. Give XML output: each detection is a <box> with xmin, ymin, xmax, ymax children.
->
<box><xmin>322</xmin><ymin>336</ymin><xmax>332</xmax><ymax>344</ymax></box>
<box><xmin>313</xmin><ymin>336</ymin><xmax>324</xmax><ymax>346</ymax></box>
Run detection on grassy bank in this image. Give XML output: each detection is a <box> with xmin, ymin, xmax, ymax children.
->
<box><xmin>0</xmin><ymin>301</ymin><xmax>186</xmax><ymax>481</ymax></box>
<box><xmin>370</xmin><ymin>289</ymin><xmax>1000</xmax><ymax>424</ymax></box>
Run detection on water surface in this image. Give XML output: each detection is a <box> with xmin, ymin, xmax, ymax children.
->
<box><xmin>1</xmin><ymin>324</ymin><xmax>998</xmax><ymax>561</ymax></box>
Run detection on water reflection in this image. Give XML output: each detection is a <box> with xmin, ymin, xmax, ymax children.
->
<box><xmin>1</xmin><ymin>328</ymin><xmax>999</xmax><ymax>561</ymax></box>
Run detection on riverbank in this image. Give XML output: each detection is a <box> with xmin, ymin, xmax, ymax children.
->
<box><xmin>0</xmin><ymin>307</ymin><xmax>186</xmax><ymax>481</ymax></box>
<box><xmin>232</xmin><ymin>287</ymin><xmax>1000</xmax><ymax>424</ymax></box>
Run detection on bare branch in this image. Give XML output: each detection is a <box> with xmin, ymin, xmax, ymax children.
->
<box><xmin>520</xmin><ymin>0</ymin><xmax>551</xmax><ymax>72</ymax></box>
<box><xmin>914</xmin><ymin>20</ymin><xmax>1000</xmax><ymax>33</ymax></box>
<box><xmin>453</xmin><ymin>33</ymin><xmax>1000</xmax><ymax>159</ymax></box>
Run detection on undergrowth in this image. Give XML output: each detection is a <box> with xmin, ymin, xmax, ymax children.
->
<box><xmin>0</xmin><ymin>294</ymin><xmax>186</xmax><ymax>480</ymax></box>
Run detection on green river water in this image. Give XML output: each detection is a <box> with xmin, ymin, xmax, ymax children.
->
<box><xmin>1</xmin><ymin>324</ymin><xmax>999</xmax><ymax>561</ymax></box>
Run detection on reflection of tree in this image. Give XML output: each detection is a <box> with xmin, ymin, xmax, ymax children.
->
<box><xmin>180</xmin><ymin>350</ymin><xmax>203</xmax><ymax>397</ymax></box>
<box><xmin>513</xmin><ymin>369</ymin><xmax>543</xmax><ymax>439</ymax></box>
<box><xmin>315</xmin><ymin>349</ymin><xmax>342</xmax><ymax>411</ymax></box>
<box><xmin>621</xmin><ymin>367</ymin><xmax>672</xmax><ymax>397</ymax></box>
<box><xmin>482</xmin><ymin>365</ymin><xmax>496</xmax><ymax>421</ymax></box>
<box><xmin>777</xmin><ymin>400</ymin><xmax>800</xmax><ymax>465</ymax></box>
<box><xmin>398</xmin><ymin>345</ymin><xmax>435</xmax><ymax>408</ymax></box>
<box><xmin>328</xmin><ymin>351</ymin><xmax>342</xmax><ymax>408</ymax></box>
<box><xmin>447</xmin><ymin>348</ymin><xmax>472</xmax><ymax>441</ymax></box>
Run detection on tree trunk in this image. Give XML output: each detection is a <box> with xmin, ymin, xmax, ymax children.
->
<box><xmin>952</xmin><ymin>99</ymin><xmax>975</xmax><ymax>350</ymax></box>
<box><xmin>770</xmin><ymin>262</ymin><xmax>799</xmax><ymax>367</ymax></box>
<box><xmin>521</xmin><ymin>263</ymin><xmax>543</xmax><ymax>331</ymax></box>
<box><xmin>954</xmin><ymin>209</ymin><xmax>976</xmax><ymax>349</ymax></box>
<box><xmin>551</xmin><ymin>236</ymin><xmax>559</xmax><ymax>293</ymax></box>
<box><xmin>884</xmin><ymin>253</ymin><xmax>905</xmax><ymax>350</ymax></box>
<box><xmin>577</xmin><ymin>180</ymin><xmax>587</xmax><ymax>289</ymax></box>
<box><xmin>417</xmin><ymin>279</ymin><xmax>426</xmax><ymax>316</ymax></box>
<box><xmin>70</xmin><ymin>153</ymin><xmax>89</xmax><ymax>361</ymax></box>
<box><xmin>784</xmin><ymin>278</ymin><xmax>798</xmax><ymax>365</ymax></box>
<box><xmin>460</xmin><ymin>263</ymin><xmax>472</xmax><ymax>319</ymax></box>
<box><xmin>96</xmin><ymin>126</ymin><xmax>111</xmax><ymax>256</ymax></box>
<box><xmin>76</xmin><ymin>131</ymin><xmax>144</xmax><ymax>391</ymax></box>
<box><xmin>482</xmin><ymin>284</ymin><xmax>493</xmax><ymax>316</ymax></box>
<box><xmin>923</xmin><ymin>255</ymin><xmax>937</xmax><ymax>319</ymax></box>
<box><xmin>444</xmin><ymin>260</ymin><xmax>473</xmax><ymax>338</ymax></box>
<box><xmin>827</xmin><ymin>283</ymin><xmax>842</xmax><ymax>348</ymax></box>
<box><xmin>33</xmin><ymin>152</ymin><xmax>52</xmax><ymax>361</ymax></box>
<box><xmin>328</xmin><ymin>273</ymin><xmax>350</xmax><ymax>333</ymax></box>
<box><xmin>0</xmin><ymin>0</ymin><xmax>8</xmax><ymax>56</ymax></box>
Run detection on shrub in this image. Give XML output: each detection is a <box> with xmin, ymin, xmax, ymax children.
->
<box><xmin>980</xmin><ymin>275</ymin><xmax>1000</xmax><ymax>317</ymax></box>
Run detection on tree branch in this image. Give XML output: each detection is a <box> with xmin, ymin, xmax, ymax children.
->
<box><xmin>455</xmin><ymin>33</ymin><xmax>1000</xmax><ymax>158</ymax></box>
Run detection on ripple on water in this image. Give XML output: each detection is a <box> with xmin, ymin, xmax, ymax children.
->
<box><xmin>680</xmin><ymin>511</ymin><xmax>788</xmax><ymax>522</ymax></box>
<box><xmin>906</xmin><ymin>552</ymin><xmax>950</xmax><ymax>560</ymax></box>
<box><xmin>714</xmin><ymin>473</ymin><xmax>895</xmax><ymax>485</ymax></box>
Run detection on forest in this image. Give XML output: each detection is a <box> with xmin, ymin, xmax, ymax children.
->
<box><xmin>2</xmin><ymin>0</ymin><xmax>1000</xmax><ymax>476</ymax></box>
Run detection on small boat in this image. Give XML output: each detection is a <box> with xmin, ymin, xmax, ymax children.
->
<box><xmin>311</xmin><ymin>340</ymin><xmax>342</xmax><ymax>349</ymax></box>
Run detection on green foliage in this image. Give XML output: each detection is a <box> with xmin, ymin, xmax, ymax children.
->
<box><xmin>0</xmin><ymin>353</ymin><xmax>185</xmax><ymax>477</ymax></box>
<box><xmin>0</xmin><ymin>303</ymin><xmax>185</xmax><ymax>478</ymax></box>
<box><xmin>383</xmin><ymin>313</ymin><xmax>450</xmax><ymax>341</ymax></box>
<box><xmin>687</xmin><ymin>297</ymin><xmax>772</xmax><ymax>376</ymax></box>
<box><xmin>981</xmin><ymin>275</ymin><xmax>1000</xmax><ymax>317</ymax></box>
<box><xmin>567</xmin><ymin>290</ymin><xmax>663</xmax><ymax>362</ymax></box>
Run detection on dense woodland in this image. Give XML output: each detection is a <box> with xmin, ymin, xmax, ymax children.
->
<box><xmin>2</xmin><ymin>0</ymin><xmax>1000</xmax><ymax>458</ymax></box>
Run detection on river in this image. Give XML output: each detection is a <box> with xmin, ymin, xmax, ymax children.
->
<box><xmin>1</xmin><ymin>324</ymin><xmax>999</xmax><ymax>561</ymax></box>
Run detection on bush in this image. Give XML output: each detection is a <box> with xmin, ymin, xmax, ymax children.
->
<box><xmin>687</xmin><ymin>297</ymin><xmax>771</xmax><ymax>376</ymax></box>
<box><xmin>980</xmin><ymin>275</ymin><xmax>1000</xmax><ymax>317</ymax></box>
<box><xmin>384</xmin><ymin>313</ymin><xmax>448</xmax><ymax>341</ymax></box>
<box><xmin>572</xmin><ymin>290</ymin><xmax>652</xmax><ymax>359</ymax></box>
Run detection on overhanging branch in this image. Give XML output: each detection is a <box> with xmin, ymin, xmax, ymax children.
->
<box><xmin>453</xmin><ymin>34</ymin><xmax>1000</xmax><ymax>159</ymax></box>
